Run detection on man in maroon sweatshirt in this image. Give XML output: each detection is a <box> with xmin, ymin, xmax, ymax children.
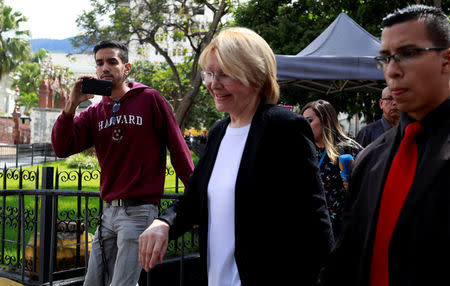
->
<box><xmin>51</xmin><ymin>40</ymin><xmax>194</xmax><ymax>286</ymax></box>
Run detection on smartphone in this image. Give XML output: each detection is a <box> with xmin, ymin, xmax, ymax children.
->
<box><xmin>81</xmin><ymin>78</ymin><xmax>113</xmax><ymax>96</ymax></box>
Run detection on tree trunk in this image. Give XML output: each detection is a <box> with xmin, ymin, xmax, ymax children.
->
<box><xmin>175</xmin><ymin>74</ymin><xmax>203</xmax><ymax>129</ymax></box>
<box><xmin>173</xmin><ymin>0</ymin><xmax>229</xmax><ymax>127</ymax></box>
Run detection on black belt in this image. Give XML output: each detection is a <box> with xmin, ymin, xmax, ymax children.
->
<box><xmin>108</xmin><ymin>198</ymin><xmax>150</xmax><ymax>207</ymax></box>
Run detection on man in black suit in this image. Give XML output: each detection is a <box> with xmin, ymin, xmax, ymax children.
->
<box><xmin>356</xmin><ymin>86</ymin><xmax>400</xmax><ymax>147</ymax></box>
<box><xmin>324</xmin><ymin>5</ymin><xmax>450</xmax><ymax>286</ymax></box>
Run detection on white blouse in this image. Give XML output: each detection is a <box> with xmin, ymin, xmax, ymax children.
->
<box><xmin>207</xmin><ymin>123</ymin><xmax>250</xmax><ymax>286</ymax></box>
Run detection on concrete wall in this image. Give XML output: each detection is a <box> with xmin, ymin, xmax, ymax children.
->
<box><xmin>0</xmin><ymin>76</ymin><xmax>16</xmax><ymax>115</ymax></box>
<box><xmin>30</xmin><ymin>108</ymin><xmax>62</xmax><ymax>144</ymax></box>
<box><xmin>338</xmin><ymin>112</ymin><xmax>360</xmax><ymax>138</ymax></box>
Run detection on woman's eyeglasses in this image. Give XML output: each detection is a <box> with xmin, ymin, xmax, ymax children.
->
<box><xmin>200</xmin><ymin>71</ymin><xmax>235</xmax><ymax>85</ymax></box>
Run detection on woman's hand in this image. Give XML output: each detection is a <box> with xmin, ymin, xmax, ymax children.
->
<box><xmin>138</xmin><ymin>219</ymin><xmax>170</xmax><ymax>272</ymax></box>
<box><xmin>342</xmin><ymin>180</ymin><xmax>349</xmax><ymax>191</ymax></box>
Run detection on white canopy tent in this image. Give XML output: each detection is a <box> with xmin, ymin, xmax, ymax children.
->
<box><xmin>275</xmin><ymin>13</ymin><xmax>386</xmax><ymax>94</ymax></box>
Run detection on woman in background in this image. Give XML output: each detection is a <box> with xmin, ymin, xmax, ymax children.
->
<box><xmin>302</xmin><ymin>100</ymin><xmax>362</xmax><ymax>238</ymax></box>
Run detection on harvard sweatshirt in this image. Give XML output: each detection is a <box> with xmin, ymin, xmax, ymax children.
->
<box><xmin>51</xmin><ymin>82</ymin><xmax>194</xmax><ymax>204</ymax></box>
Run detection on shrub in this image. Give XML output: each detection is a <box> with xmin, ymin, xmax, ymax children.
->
<box><xmin>66</xmin><ymin>153</ymin><xmax>99</xmax><ymax>169</ymax></box>
<box><xmin>191</xmin><ymin>150</ymin><xmax>199</xmax><ymax>166</ymax></box>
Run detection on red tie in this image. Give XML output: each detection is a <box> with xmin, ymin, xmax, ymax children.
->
<box><xmin>369</xmin><ymin>122</ymin><xmax>423</xmax><ymax>286</ymax></box>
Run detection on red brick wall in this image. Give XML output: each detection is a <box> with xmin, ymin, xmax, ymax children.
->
<box><xmin>21</xmin><ymin>125</ymin><xmax>31</xmax><ymax>144</ymax></box>
<box><xmin>0</xmin><ymin>118</ymin><xmax>30</xmax><ymax>144</ymax></box>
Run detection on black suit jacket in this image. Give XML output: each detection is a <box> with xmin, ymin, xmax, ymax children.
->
<box><xmin>325</xmin><ymin>98</ymin><xmax>450</xmax><ymax>286</ymax></box>
<box><xmin>162</xmin><ymin>103</ymin><xmax>334</xmax><ymax>285</ymax></box>
<box><xmin>356</xmin><ymin>116</ymin><xmax>393</xmax><ymax>148</ymax></box>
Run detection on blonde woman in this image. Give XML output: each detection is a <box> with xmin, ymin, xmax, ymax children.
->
<box><xmin>302</xmin><ymin>100</ymin><xmax>362</xmax><ymax>238</ymax></box>
<box><xmin>139</xmin><ymin>27</ymin><xmax>334</xmax><ymax>285</ymax></box>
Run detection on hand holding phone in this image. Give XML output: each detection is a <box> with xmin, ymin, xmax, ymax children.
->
<box><xmin>81</xmin><ymin>78</ymin><xmax>113</xmax><ymax>97</ymax></box>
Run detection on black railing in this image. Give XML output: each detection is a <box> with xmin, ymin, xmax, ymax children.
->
<box><xmin>0</xmin><ymin>166</ymin><xmax>199</xmax><ymax>286</ymax></box>
<box><xmin>0</xmin><ymin>144</ymin><xmax>58</xmax><ymax>168</ymax></box>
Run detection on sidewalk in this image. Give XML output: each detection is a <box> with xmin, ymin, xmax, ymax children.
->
<box><xmin>0</xmin><ymin>277</ymin><xmax>22</xmax><ymax>286</ymax></box>
<box><xmin>0</xmin><ymin>155</ymin><xmax>56</xmax><ymax>169</ymax></box>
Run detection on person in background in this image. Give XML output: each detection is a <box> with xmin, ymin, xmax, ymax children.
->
<box><xmin>356</xmin><ymin>86</ymin><xmax>400</xmax><ymax>147</ymax></box>
<box><xmin>139</xmin><ymin>27</ymin><xmax>334</xmax><ymax>286</ymax></box>
<box><xmin>184</xmin><ymin>131</ymin><xmax>194</xmax><ymax>149</ymax></box>
<box><xmin>51</xmin><ymin>40</ymin><xmax>194</xmax><ymax>286</ymax></box>
<box><xmin>324</xmin><ymin>5</ymin><xmax>450</xmax><ymax>286</ymax></box>
<box><xmin>301</xmin><ymin>100</ymin><xmax>362</xmax><ymax>238</ymax></box>
<box><xmin>199</xmin><ymin>130</ymin><xmax>208</xmax><ymax>144</ymax></box>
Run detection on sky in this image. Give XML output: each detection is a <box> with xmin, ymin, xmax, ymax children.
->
<box><xmin>4</xmin><ymin>0</ymin><xmax>94</xmax><ymax>39</ymax></box>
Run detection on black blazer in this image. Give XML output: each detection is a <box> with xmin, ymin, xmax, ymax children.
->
<box><xmin>356</xmin><ymin>116</ymin><xmax>393</xmax><ymax>148</ymax></box>
<box><xmin>325</xmin><ymin>98</ymin><xmax>450</xmax><ymax>286</ymax></box>
<box><xmin>162</xmin><ymin>103</ymin><xmax>334</xmax><ymax>285</ymax></box>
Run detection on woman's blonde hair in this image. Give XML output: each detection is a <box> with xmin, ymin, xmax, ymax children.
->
<box><xmin>199</xmin><ymin>27</ymin><xmax>279</xmax><ymax>104</ymax></box>
<box><xmin>301</xmin><ymin>100</ymin><xmax>361</xmax><ymax>163</ymax></box>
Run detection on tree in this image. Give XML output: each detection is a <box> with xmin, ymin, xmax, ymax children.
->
<box><xmin>11</xmin><ymin>49</ymin><xmax>49</xmax><ymax>114</ymax></box>
<box><xmin>0</xmin><ymin>1</ymin><xmax>30</xmax><ymax>80</ymax></box>
<box><xmin>12</xmin><ymin>62</ymin><xmax>40</xmax><ymax>115</ymax></box>
<box><xmin>234</xmin><ymin>0</ymin><xmax>450</xmax><ymax>123</ymax></box>
<box><xmin>30</xmin><ymin>48</ymin><xmax>49</xmax><ymax>64</ymax></box>
<box><xmin>73</xmin><ymin>0</ymin><xmax>236</xmax><ymax>127</ymax></box>
<box><xmin>12</xmin><ymin>62</ymin><xmax>41</xmax><ymax>94</ymax></box>
<box><xmin>129</xmin><ymin>59</ymin><xmax>224</xmax><ymax>128</ymax></box>
<box><xmin>235</xmin><ymin>0</ymin><xmax>449</xmax><ymax>56</ymax></box>
<box><xmin>12</xmin><ymin>49</ymin><xmax>75</xmax><ymax>114</ymax></box>
<box><xmin>16</xmin><ymin>91</ymin><xmax>38</xmax><ymax>115</ymax></box>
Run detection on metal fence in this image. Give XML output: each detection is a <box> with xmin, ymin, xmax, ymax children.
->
<box><xmin>0</xmin><ymin>165</ymin><xmax>199</xmax><ymax>286</ymax></box>
<box><xmin>0</xmin><ymin>144</ymin><xmax>58</xmax><ymax>169</ymax></box>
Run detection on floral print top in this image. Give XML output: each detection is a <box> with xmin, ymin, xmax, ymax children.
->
<box><xmin>316</xmin><ymin>142</ymin><xmax>362</xmax><ymax>238</ymax></box>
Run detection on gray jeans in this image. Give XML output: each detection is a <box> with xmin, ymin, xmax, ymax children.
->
<box><xmin>83</xmin><ymin>203</ymin><xmax>158</xmax><ymax>286</ymax></box>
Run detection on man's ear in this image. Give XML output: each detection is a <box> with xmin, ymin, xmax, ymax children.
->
<box><xmin>125</xmin><ymin>62</ymin><xmax>132</xmax><ymax>75</ymax></box>
<box><xmin>442</xmin><ymin>48</ymin><xmax>450</xmax><ymax>72</ymax></box>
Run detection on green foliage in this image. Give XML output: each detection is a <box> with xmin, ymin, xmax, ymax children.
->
<box><xmin>17</xmin><ymin>91</ymin><xmax>38</xmax><ymax>115</ymax></box>
<box><xmin>234</xmin><ymin>0</ymin><xmax>450</xmax><ymax>123</ymax></box>
<box><xmin>184</xmin><ymin>85</ymin><xmax>225</xmax><ymax>129</ymax></box>
<box><xmin>30</xmin><ymin>49</ymin><xmax>49</xmax><ymax>63</ymax></box>
<box><xmin>130</xmin><ymin>60</ymin><xmax>186</xmax><ymax>108</ymax></box>
<box><xmin>235</xmin><ymin>0</ymin><xmax>450</xmax><ymax>56</ymax></box>
<box><xmin>66</xmin><ymin>153</ymin><xmax>100</xmax><ymax>169</ymax></box>
<box><xmin>12</xmin><ymin>62</ymin><xmax>41</xmax><ymax>94</ymax></box>
<box><xmin>72</xmin><ymin>1</ymin><xmax>131</xmax><ymax>52</ymax></box>
<box><xmin>129</xmin><ymin>60</ymin><xmax>224</xmax><ymax>129</ymax></box>
<box><xmin>73</xmin><ymin>0</ymin><xmax>233</xmax><ymax>127</ymax></box>
<box><xmin>191</xmin><ymin>150</ymin><xmax>199</xmax><ymax>166</ymax></box>
<box><xmin>12</xmin><ymin>49</ymin><xmax>74</xmax><ymax>113</ymax></box>
<box><xmin>0</xmin><ymin>2</ymin><xmax>31</xmax><ymax>79</ymax></box>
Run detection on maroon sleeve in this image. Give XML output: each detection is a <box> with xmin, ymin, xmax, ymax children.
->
<box><xmin>153</xmin><ymin>93</ymin><xmax>194</xmax><ymax>186</ymax></box>
<box><xmin>51</xmin><ymin>110</ymin><xmax>94</xmax><ymax>158</ymax></box>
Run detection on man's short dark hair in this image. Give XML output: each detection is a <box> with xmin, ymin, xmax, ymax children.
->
<box><xmin>381</xmin><ymin>5</ymin><xmax>450</xmax><ymax>48</ymax></box>
<box><xmin>93</xmin><ymin>40</ymin><xmax>129</xmax><ymax>64</ymax></box>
